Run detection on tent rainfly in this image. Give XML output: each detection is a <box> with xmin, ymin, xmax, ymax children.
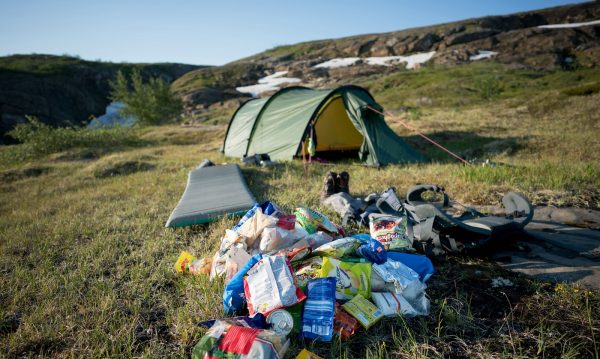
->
<box><xmin>222</xmin><ymin>85</ymin><xmax>425</xmax><ymax>166</ymax></box>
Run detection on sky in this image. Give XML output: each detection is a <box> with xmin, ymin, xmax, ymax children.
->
<box><xmin>0</xmin><ymin>0</ymin><xmax>590</xmax><ymax>66</ymax></box>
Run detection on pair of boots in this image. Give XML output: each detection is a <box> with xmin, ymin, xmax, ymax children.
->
<box><xmin>320</xmin><ymin>171</ymin><xmax>350</xmax><ymax>202</ymax></box>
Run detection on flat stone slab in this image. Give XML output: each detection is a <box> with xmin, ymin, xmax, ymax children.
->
<box><xmin>493</xmin><ymin>211</ymin><xmax>600</xmax><ymax>288</ymax></box>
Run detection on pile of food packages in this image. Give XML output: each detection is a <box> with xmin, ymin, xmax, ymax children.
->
<box><xmin>175</xmin><ymin>201</ymin><xmax>435</xmax><ymax>359</ymax></box>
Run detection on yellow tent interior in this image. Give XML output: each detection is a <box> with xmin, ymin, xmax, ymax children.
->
<box><xmin>313</xmin><ymin>95</ymin><xmax>363</xmax><ymax>152</ymax></box>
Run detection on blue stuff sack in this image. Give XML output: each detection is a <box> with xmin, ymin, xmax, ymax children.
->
<box><xmin>353</xmin><ymin>234</ymin><xmax>388</xmax><ymax>264</ymax></box>
<box><xmin>302</xmin><ymin>277</ymin><xmax>336</xmax><ymax>342</ymax></box>
<box><xmin>386</xmin><ymin>252</ymin><xmax>435</xmax><ymax>282</ymax></box>
<box><xmin>223</xmin><ymin>254</ymin><xmax>262</xmax><ymax>315</ymax></box>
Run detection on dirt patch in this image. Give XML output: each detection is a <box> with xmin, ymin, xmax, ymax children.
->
<box><xmin>0</xmin><ymin>166</ymin><xmax>50</xmax><ymax>183</ymax></box>
<box><xmin>92</xmin><ymin>160</ymin><xmax>155</xmax><ymax>178</ymax></box>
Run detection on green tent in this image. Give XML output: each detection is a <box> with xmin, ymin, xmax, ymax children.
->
<box><xmin>222</xmin><ymin>85</ymin><xmax>424</xmax><ymax>166</ymax></box>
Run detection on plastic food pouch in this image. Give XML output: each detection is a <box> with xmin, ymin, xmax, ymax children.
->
<box><xmin>287</xmin><ymin>302</ymin><xmax>304</xmax><ymax>334</ymax></box>
<box><xmin>282</xmin><ymin>246</ymin><xmax>311</xmax><ymax>263</ymax></box>
<box><xmin>233</xmin><ymin>201</ymin><xmax>281</xmax><ymax>233</ymax></box>
<box><xmin>370</xmin><ymin>292</ymin><xmax>420</xmax><ymax>317</ymax></box>
<box><xmin>372</xmin><ymin>259</ymin><xmax>423</xmax><ymax>299</ymax></box>
<box><xmin>342</xmin><ymin>294</ymin><xmax>383</xmax><ymax>329</ymax></box>
<box><xmin>334</xmin><ymin>303</ymin><xmax>360</xmax><ymax>339</ymax></box>
<box><xmin>244</xmin><ymin>255</ymin><xmax>306</xmax><ymax>315</ymax></box>
<box><xmin>259</xmin><ymin>227</ymin><xmax>306</xmax><ymax>253</ymax></box>
<box><xmin>320</xmin><ymin>257</ymin><xmax>371</xmax><ymax>300</ymax></box>
<box><xmin>210</xmin><ymin>251</ymin><xmax>227</xmax><ymax>279</ymax></box>
<box><xmin>261</xmin><ymin>201</ymin><xmax>281</xmax><ymax>216</ymax></box>
<box><xmin>232</xmin><ymin>203</ymin><xmax>260</xmax><ymax>232</ymax></box>
<box><xmin>277</xmin><ymin>214</ymin><xmax>296</xmax><ymax>230</ymax></box>
<box><xmin>223</xmin><ymin>254</ymin><xmax>262</xmax><ymax>315</ymax></box>
<box><xmin>290</xmin><ymin>230</ymin><xmax>331</xmax><ymax>251</ymax></box>
<box><xmin>372</xmin><ymin>259</ymin><xmax>430</xmax><ymax>315</ymax></box>
<box><xmin>312</xmin><ymin>237</ymin><xmax>361</xmax><ymax>258</ymax></box>
<box><xmin>192</xmin><ymin>320</ymin><xmax>290</xmax><ymax>359</ymax></box>
<box><xmin>294</xmin><ymin>207</ymin><xmax>338</xmax><ymax>235</ymax></box>
<box><xmin>296</xmin><ymin>348</ymin><xmax>324</xmax><ymax>359</ymax></box>
<box><xmin>189</xmin><ymin>257</ymin><xmax>212</xmax><ymax>275</ymax></box>
<box><xmin>238</xmin><ymin>208</ymin><xmax>279</xmax><ymax>248</ymax></box>
<box><xmin>293</xmin><ymin>257</ymin><xmax>323</xmax><ymax>289</ymax></box>
<box><xmin>353</xmin><ymin>234</ymin><xmax>388</xmax><ymax>264</ymax></box>
<box><xmin>370</xmin><ymin>269</ymin><xmax>387</xmax><ymax>292</ymax></box>
<box><xmin>199</xmin><ymin>313</ymin><xmax>266</xmax><ymax>329</ymax></box>
<box><xmin>386</xmin><ymin>252</ymin><xmax>435</xmax><ymax>283</ymax></box>
<box><xmin>225</xmin><ymin>246</ymin><xmax>252</xmax><ymax>282</ymax></box>
<box><xmin>174</xmin><ymin>251</ymin><xmax>196</xmax><ymax>273</ymax></box>
<box><xmin>369</xmin><ymin>215</ymin><xmax>412</xmax><ymax>251</ymax></box>
<box><xmin>218</xmin><ymin>229</ymin><xmax>246</xmax><ymax>254</ymax></box>
<box><xmin>302</xmin><ymin>277</ymin><xmax>336</xmax><ymax>342</ymax></box>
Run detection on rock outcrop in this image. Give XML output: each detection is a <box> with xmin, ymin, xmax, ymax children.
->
<box><xmin>173</xmin><ymin>2</ymin><xmax>600</xmax><ymax>119</ymax></box>
<box><xmin>0</xmin><ymin>55</ymin><xmax>201</xmax><ymax>143</ymax></box>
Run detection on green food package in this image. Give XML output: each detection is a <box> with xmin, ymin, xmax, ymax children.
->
<box><xmin>320</xmin><ymin>257</ymin><xmax>371</xmax><ymax>300</ymax></box>
<box><xmin>369</xmin><ymin>215</ymin><xmax>412</xmax><ymax>251</ymax></box>
<box><xmin>342</xmin><ymin>294</ymin><xmax>384</xmax><ymax>329</ymax></box>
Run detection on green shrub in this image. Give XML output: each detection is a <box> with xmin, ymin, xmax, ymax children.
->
<box><xmin>110</xmin><ymin>69</ymin><xmax>182</xmax><ymax>126</ymax></box>
<box><xmin>475</xmin><ymin>76</ymin><xmax>503</xmax><ymax>100</ymax></box>
<box><xmin>7</xmin><ymin>116</ymin><xmax>142</xmax><ymax>156</ymax></box>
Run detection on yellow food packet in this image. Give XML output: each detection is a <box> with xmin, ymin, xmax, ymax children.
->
<box><xmin>342</xmin><ymin>294</ymin><xmax>383</xmax><ymax>329</ymax></box>
<box><xmin>296</xmin><ymin>348</ymin><xmax>324</xmax><ymax>359</ymax></box>
<box><xmin>175</xmin><ymin>251</ymin><xmax>196</xmax><ymax>273</ymax></box>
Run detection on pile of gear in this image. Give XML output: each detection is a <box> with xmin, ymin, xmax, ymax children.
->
<box><xmin>176</xmin><ymin>204</ymin><xmax>433</xmax><ymax>357</ymax></box>
<box><xmin>175</xmin><ymin>171</ymin><xmax>533</xmax><ymax>359</ymax></box>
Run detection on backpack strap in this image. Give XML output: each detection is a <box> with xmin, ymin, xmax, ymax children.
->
<box><xmin>406</xmin><ymin>184</ymin><xmax>449</xmax><ymax>207</ymax></box>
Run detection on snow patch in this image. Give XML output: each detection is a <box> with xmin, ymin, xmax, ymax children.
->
<box><xmin>469</xmin><ymin>50</ymin><xmax>498</xmax><ymax>61</ymax></box>
<box><xmin>538</xmin><ymin>19</ymin><xmax>600</xmax><ymax>29</ymax></box>
<box><xmin>313</xmin><ymin>51</ymin><xmax>436</xmax><ymax>70</ymax></box>
<box><xmin>314</xmin><ymin>58</ymin><xmax>360</xmax><ymax>69</ymax></box>
<box><xmin>236</xmin><ymin>71</ymin><xmax>301</xmax><ymax>97</ymax></box>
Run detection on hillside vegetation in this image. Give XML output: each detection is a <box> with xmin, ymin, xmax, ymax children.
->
<box><xmin>0</xmin><ymin>54</ymin><xmax>203</xmax><ymax>143</ymax></box>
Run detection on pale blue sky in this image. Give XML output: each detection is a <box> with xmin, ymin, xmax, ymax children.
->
<box><xmin>0</xmin><ymin>0</ymin><xmax>589</xmax><ymax>65</ymax></box>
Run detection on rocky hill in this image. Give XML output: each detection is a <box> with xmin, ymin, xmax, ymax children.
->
<box><xmin>172</xmin><ymin>1</ymin><xmax>600</xmax><ymax>120</ymax></box>
<box><xmin>0</xmin><ymin>55</ymin><xmax>203</xmax><ymax>143</ymax></box>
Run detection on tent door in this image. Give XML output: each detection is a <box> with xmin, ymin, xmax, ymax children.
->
<box><xmin>313</xmin><ymin>96</ymin><xmax>364</xmax><ymax>153</ymax></box>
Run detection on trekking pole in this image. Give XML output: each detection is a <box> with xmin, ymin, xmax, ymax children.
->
<box><xmin>366</xmin><ymin>106</ymin><xmax>471</xmax><ymax>165</ymax></box>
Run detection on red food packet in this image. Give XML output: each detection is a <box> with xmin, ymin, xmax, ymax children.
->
<box><xmin>277</xmin><ymin>215</ymin><xmax>296</xmax><ymax>230</ymax></box>
<box><xmin>218</xmin><ymin>326</ymin><xmax>259</xmax><ymax>355</ymax></box>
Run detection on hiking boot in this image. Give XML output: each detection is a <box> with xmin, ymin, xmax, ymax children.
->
<box><xmin>320</xmin><ymin>171</ymin><xmax>337</xmax><ymax>202</ymax></box>
<box><xmin>336</xmin><ymin>171</ymin><xmax>350</xmax><ymax>194</ymax></box>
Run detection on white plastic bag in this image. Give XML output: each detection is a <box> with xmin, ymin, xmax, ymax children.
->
<box><xmin>372</xmin><ymin>259</ymin><xmax>430</xmax><ymax>315</ymax></box>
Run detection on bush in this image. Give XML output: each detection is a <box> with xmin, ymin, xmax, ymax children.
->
<box><xmin>110</xmin><ymin>69</ymin><xmax>182</xmax><ymax>126</ymax></box>
<box><xmin>7</xmin><ymin>116</ymin><xmax>142</xmax><ymax>156</ymax></box>
<box><xmin>475</xmin><ymin>76</ymin><xmax>503</xmax><ymax>100</ymax></box>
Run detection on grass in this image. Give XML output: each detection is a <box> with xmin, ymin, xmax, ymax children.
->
<box><xmin>1</xmin><ymin>64</ymin><xmax>599</xmax><ymax>357</ymax></box>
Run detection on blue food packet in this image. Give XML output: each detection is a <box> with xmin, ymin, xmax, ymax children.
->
<box><xmin>302</xmin><ymin>277</ymin><xmax>336</xmax><ymax>342</ymax></box>
<box><xmin>353</xmin><ymin>233</ymin><xmax>388</xmax><ymax>264</ymax></box>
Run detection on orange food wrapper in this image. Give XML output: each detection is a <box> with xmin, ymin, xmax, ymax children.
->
<box><xmin>334</xmin><ymin>303</ymin><xmax>360</xmax><ymax>339</ymax></box>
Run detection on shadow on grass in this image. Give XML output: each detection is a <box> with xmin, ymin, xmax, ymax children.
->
<box><xmin>404</xmin><ymin>131</ymin><xmax>522</xmax><ymax>163</ymax></box>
